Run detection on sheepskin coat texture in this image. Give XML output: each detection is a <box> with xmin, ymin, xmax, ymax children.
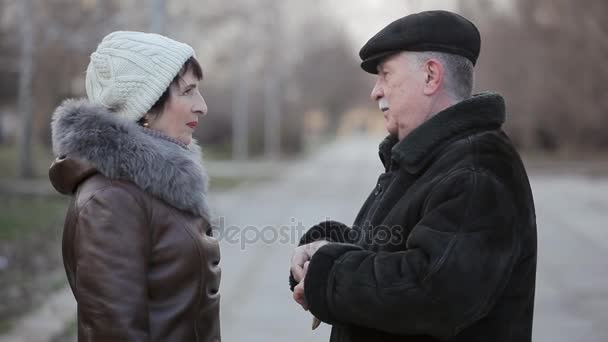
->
<box><xmin>290</xmin><ymin>93</ymin><xmax>537</xmax><ymax>342</ymax></box>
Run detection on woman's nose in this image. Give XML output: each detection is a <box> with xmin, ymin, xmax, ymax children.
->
<box><xmin>193</xmin><ymin>92</ymin><xmax>208</xmax><ymax>116</ymax></box>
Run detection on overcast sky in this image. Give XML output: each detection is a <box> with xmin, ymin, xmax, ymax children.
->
<box><xmin>325</xmin><ymin>0</ymin><xmax>513</xmax><ymax>49</ymax></box>
<box><xmin>324</xmin><ymin>0</ymin><xmax>459</xmax><ymax>48</ymax></box>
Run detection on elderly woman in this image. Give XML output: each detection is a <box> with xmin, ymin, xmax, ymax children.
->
<box><xmin>48</xmin><ymin>31</ymin><xmax>220</xmax><ymax>341</ymax></box>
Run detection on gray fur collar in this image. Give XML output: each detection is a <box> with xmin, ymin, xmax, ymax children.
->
<box><xmin>51</xmin><ymin>98</ymin><xmax>210</xmax><ymax>219</ymax></box>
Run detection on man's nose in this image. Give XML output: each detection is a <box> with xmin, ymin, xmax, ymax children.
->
<box><xmin>370</xmin><ymin>80</ymin><xmax>383</xmax><ymax>102</ymax></box>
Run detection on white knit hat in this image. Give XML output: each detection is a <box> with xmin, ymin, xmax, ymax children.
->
<box><xmin>85</xmin><ymin>31</ymin><xmax>195</xmax><ymax>122</ymax></box>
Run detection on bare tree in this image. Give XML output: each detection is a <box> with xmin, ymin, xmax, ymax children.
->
<box><xmin>263</xmin><ymin>0</ymin><xmax>282</xmax><ymax>159</ymax></box>
<box><xmin>17</xmin><ymin>0</ymin><xmax>35</xmax><ymax>178</ymax></box>
<box><xmin>1</xmin><ymin>0</ymin><xmax>373</xmax><ymax>159</ymax></box>
<box><xmin>459</xmin><ymin>0</ymin><xmax>608</xmax><ymax>154</ymax></box>
<box><xmin>232</xmin><ymin>32</ymin><xmax>251</xmax><ymax>160</ymax></box>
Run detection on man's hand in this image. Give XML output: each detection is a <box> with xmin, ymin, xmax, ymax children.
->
<box><xmin>293</xmin><ymin>261</ymin><xmax>309</xmax><ymax>310</ymax></box>
<box><xmin>294</xmin><ymin>267</ymin><xmax>323</xmax><ymax>330</ymax></box>
<box><xmin>290</xmin><ymin>240</ymin><xmax>329</xmax><ymax>283</ymax></box>
<box><xmin>291</xmin><ymin>243</ymin><xmax>328</xmax><ymax>330</ymax></box>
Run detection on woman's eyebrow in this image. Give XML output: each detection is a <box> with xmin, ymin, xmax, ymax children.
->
<box><xmin>182</xmin><ymin>83</ymin><xmax>197</xmax><ymax>90</ymax></box>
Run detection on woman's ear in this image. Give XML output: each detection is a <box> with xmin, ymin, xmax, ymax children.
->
<box><xmin>140</xmin><ymin>114</ymin><xmax>151</xmax><ymax>128</ymax></box>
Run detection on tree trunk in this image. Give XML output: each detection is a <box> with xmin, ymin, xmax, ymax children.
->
<box><xmin>18</xmin><ymin>0</ymin><xmax>35</xmax><ymax>179</ymax></box>
<box><xmin>264</xmin><ymin>1</ymin><xmax>282</xmax><ymax>159</ymax></box>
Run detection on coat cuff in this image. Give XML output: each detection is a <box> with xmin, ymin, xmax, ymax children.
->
<box><xmin>298</xmin><ymin>220</ymin><xmax>351</xmax><ymax>246</ymax></box>
<box><xmin>304</xmin><ymin>243</ymin><xmax>363</xmax><ymax>324</ymax></box>
<box><xmin>289</xmin><ymin>220</ymin><xmax>351</xmax><ymax>292</ymax></box>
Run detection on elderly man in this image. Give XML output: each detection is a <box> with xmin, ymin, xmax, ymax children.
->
<box><xmin>289</xmin><ymin>10</ymin><xmax>537</xmax><ymax>342</ymax></box>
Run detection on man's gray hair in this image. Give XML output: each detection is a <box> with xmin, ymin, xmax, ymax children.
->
<box><xmin>409</xmin><ymin>51</ymin><xmax>474</xmax><ymax>101</ymax></box>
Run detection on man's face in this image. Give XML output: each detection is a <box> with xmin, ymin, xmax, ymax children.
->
<box><xmin>370</xmin><ymin>52</ymin><xmax>431</xmax><ymax>140</ymax></box>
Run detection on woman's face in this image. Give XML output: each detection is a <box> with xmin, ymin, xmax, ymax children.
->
<box><xmin>147</xmin><ymin>69</ymin><xmax>207</xmax><ymax>145</ymax></box>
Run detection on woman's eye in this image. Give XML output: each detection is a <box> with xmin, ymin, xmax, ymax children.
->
<box><xmin>184</xmin><ymin>88</ymin><xmax>193</xmax><ymax>95</ymax></box>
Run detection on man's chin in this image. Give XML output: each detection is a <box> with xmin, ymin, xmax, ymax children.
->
<box><xmin>385</xmin><ymin>125</ymin><xmax>398</xmax><ymax>137</ymax></box>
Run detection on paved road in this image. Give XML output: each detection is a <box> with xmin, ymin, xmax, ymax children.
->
<box><xmin>213</xmin><ymin>136</ymin><xmax>608</xmax><ymax>342</ymax></box>
<box><xmin>2</xmin><ymin>136</ymin><xmax>607</xmax><ymax>341</ymax></box>
<box><xmin>531</xmin><ymin>175</ymin><xmax>608</xmax><ymax>341</ymax></box>
<box><xmin>212</xmin><ymin>137</ymin><xmax>384</xmax><ymax>342</ymax></box>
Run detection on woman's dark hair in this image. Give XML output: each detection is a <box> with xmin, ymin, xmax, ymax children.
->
<box><xmin>138</xmin><ymin>56</ymin><xmax>203</xmax><ymax>125</ymax></box>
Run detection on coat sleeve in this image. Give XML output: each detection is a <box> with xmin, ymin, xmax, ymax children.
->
<box><xmin>74</xmin><ymin>186</ymin><xmax>151</xmax><ymax>341</ymax></box>
<box><xmin>303</xmin><ymin>171</ymin><xmax>519</xmax><ymax>340</ymax></box>
<box><xmin>289</xmin><ymin>220</ymin><xmax>353</xmax><ymax>291</ymax></box>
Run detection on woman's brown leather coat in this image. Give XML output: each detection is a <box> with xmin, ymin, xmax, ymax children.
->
<box><xmin>50</xmin><ymin>99</ymin><xmax>221</xmax><ymax>341</ymax></box>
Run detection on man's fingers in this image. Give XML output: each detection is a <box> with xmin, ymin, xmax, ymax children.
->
<box><xmin>291</xmin><ymin>264</ymin><xmax>305</xmax><ymax>283</ymax></box>
<box><xmin>293</xmin><ymin>285</ymin><xmax>302</xmax><ymax>303</ymax></box>
<box><xmin>293</xmin><ymin>282</ymin><xmax>308</xmax><ymax>311</ymax></box>
<box><xmin>305</xmin><ymin>240</ymin><xmax>329</xmax><ymax>257</ymax></box>
<box><xmin>291</xmin><ymin>247</ymin><xmax>308</xmax><ymax>282</ymax></box>
<box><xmin>301</xmin><ymin>261</ymin><xmax>310</xmax><ymax>280</ymax></box>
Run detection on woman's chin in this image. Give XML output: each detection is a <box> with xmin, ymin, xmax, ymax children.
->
<box><xmin>180</xmin><ymin>135</ymin><xmax>192</xmax><ymax>145</ymax></box>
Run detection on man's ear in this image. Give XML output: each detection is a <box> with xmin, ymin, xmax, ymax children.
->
<box><xmin>423</xmin><ymin>58</ymin><xmax>444</xmax><ymax>96</ymax></box>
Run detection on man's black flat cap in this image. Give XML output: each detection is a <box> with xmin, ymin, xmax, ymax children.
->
<box><xmin>359</xmin><ymin>10</ymin><xmax>481</xmax><ymax>74</ymax></box>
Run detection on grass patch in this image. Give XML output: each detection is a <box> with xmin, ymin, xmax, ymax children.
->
<box><xmin>209</xmin><ymin>174</ymin><xmax>275</xmax><ymax>192</ymax></box>
<box><xmin>50</xmin><ymin>317</ymin><xmax>77</xmax><ymax>342</ymax></box>
<box><xmin>203</xmin><ymin>143</ymin><xmax>233</xmax><ymax>161</ymax></box>
<box><xmin>209</xmin><ymin>176</ymin><xmax>245</xmax><ymax>191</ymax></box>
<box><xmin>50</xmin><ymin>273</ymin><xmax>69</xmax><ymax>293</ymax></box>
<box><xmin>0</xmin><ymin>319</ymin><xmax>13</xmax><ymax>334</ymax></box>
<box><xmin>0</xmin><ymin>144</ymin><xmax>55</xmax><ymax>179</ymax></box>
<box><xmin>0</xmin><ymin>196</ymin><xmax>68</xmax><ymax>241</ymax></box>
